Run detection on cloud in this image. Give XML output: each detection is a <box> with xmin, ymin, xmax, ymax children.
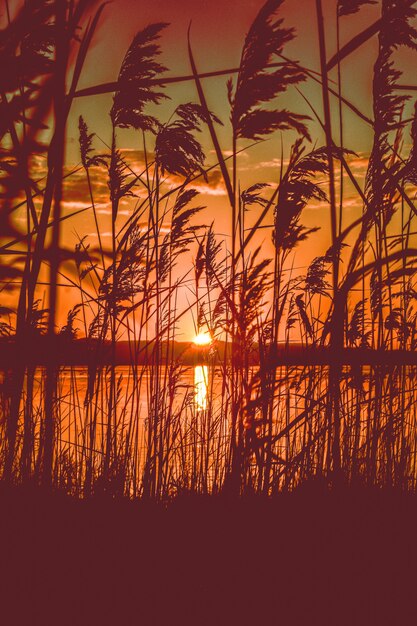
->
<box><xmin>190</xmin><ymin>184</ymin><xmax>226</xmax><ymax>196</ymax></box>
<box><xmin>223</xmin><ymin>150</ymin><xmax>250</xmax><ymax>159</ymax></box>
<box><xmin>86</xmin><ymin>231</ymin><xmax>112</xmax><ymax>238</ymax></box>
<box><xmin>345</xmin><ymin>155</ymin><xmax>369</xmax><ymax>171</ymax></box>
<box><xmin>136</xmin><ymin>222</ymin><xmax>171</xmax><ymax>234</ymax></box>
<box><xmin>62</xmin><ymin>200</ymin><xmax>93</xmax><ymax>210</ymax></box>
<box><xmin>162</xmin><ymin>168</ymin><xmax>226</xmax><ymax>197</ymax></box>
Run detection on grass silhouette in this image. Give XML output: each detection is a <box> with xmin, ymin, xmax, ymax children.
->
<box><xmin>3</xmin><ymin>2</ymin><xmax>417</xmax><ymax>623</ymax></box>
<box><xmin>1</xmin><ymin>0</ymin><xmax>417</xmax><ymax>499</ymax></box>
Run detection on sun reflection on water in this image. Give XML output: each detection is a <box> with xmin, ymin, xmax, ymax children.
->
<box><xmin>194</xmin><ymin>365</ymin><xmax>208</xmax><ymax>411</ymax></box>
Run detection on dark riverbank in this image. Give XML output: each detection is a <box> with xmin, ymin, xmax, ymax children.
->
<box><xmin>1</xmin><ymin>485</ymin><xmax>416</xmax><ymax>626</ymax></box>
<box><xmin>2</xmin><ymin>335</ymin><xmax>417</xmax><ymax>367</ymax></box>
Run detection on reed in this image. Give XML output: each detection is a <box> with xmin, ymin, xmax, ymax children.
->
<box><xmin>1</xmin><ymin>0</ymin><xmax>417</xmax><ymax>499</ymax></box>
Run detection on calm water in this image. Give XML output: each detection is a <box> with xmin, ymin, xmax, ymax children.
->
<box><xmin>9</xmin><ymin>363</ymin><xmax>417</xmax><ymax>492</ymax></box>
<box><xmin>17</xmin><ymin>364</ymin><xmax>225</xmax><ymax>491</ymax></box>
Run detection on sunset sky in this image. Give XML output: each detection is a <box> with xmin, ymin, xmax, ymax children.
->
<box><xmin>5</xmin><ymin>0</ymin><xmax>417</xmax><ymax>339</ymax></box>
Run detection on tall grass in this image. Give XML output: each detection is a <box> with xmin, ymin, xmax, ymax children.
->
<box><xmin>1</xmin><ymin>0</ymin><xmax>417</xmax><ymax>498</ymax></box>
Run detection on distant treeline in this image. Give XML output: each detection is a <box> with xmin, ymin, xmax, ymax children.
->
<box><xmin>2</xmin><ymin>337</ymin><xmax>417</xmax><ymax>367</ymax></box>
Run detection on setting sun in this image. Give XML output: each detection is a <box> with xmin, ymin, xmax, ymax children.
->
<box><xmin>192</xmin><ymin>332</ymin><xmax>212</xmax><ymax>347</ymax></box>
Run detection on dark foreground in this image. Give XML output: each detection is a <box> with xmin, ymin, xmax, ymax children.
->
<box><xmin>1</xmin><ymin>485</ymin><xmax>416</xmax><ymax>626</ymax></box>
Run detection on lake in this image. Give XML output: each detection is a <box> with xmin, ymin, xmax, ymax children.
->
<box><xmin>3</xmin><ymin>362</ymin><xmax>417</xmax><ymax>494</ymax></box>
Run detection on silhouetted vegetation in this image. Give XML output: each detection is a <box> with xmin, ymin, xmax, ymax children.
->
<box><xmin>2</xmin><ymin>484</ymin><xmax>417</xmax><ymax>625</ymax></box>
<box><xmin>2</xmin><ymin>0</ymin><xmax>417</xmax><ymax>501</ymax></box>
